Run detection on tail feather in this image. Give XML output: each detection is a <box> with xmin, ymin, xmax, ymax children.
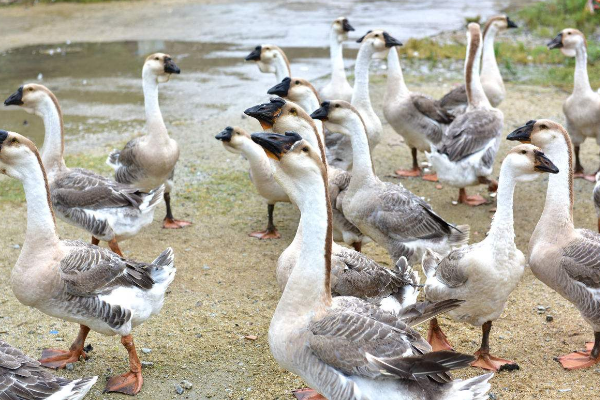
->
<box><xmin>448</xmin><ymin>373</ymin><xmax>494</xmax><ymax>400</ymax></box>
<box><xmin>106</xmin><ymin>150</ymin><xmax>121</xmax><ymax>170</ymax></box>
<box><xmin>150</xmin><ymin>247</ymin><xmax>176</xmax><ymax>285</ymax></box>
<box><xmin>422</xmin><ymin>249</ymin><xmax>442</xmax><ymax>279</ymax></box>
<box><xmin>391</xmin><ymin>257</ymin><xmax>421</xmax><ymax>309</ymax></box>
<box><xmin>397</xmin><ymin>299</ymin><xmax>464</xmax><ymax>327</ymax></box>
<box><xmin>449</xmin><ymin>224</ymin><xmax>470</xmax><ymax>249</ymax></box>
<box><xmin>61</xmin><ymin>376</ymin><xmax>98</xmax><ymax>400</ymax></box>
<box><xmin>140</xmin><ymin>185</ymin><xmax>165</xmax><ymax>212</ymax></box>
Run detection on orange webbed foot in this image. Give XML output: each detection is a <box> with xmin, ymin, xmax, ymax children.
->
<box><xmin>104</xmin><ymin>371</ymin><xmax>143</xmax><ymax>395</ymax></box>
<box><xmin>471</xmin><ymin>351</ymin><xmax>519</xmax><ymax>372</ymax></box>
<box><xmin>292</xmin><ymin>388</ymin><xmax>327</xmax><ymax>400</ymax></box>
<box><xmin>459</xmin><ymin>194</ymin><xmax>488</xmax><ymax>207</ymax></box>
<box><xmin>248</xmin><ymin>229</ymin><xmax>281</xmax><ymax>240</ymax></box>
<box><xmin>557</xmin><ymin>342</ymin><xmax>600</xmax><ymax>370</ymax></box>
<box><xmin>427</xmin><ymin>320</ymin><xmax>454</xmax><ymax>352</ymax></box>
<box><xmin>39</xmin><ymin>348</ymin><xmax>87</xmax><ymax>369</ymax></box>
<box><xmin>163</xmin><ymin>218</ymin><xmax>192</xmax><ymax>229</ymax></box>
<box><xmin>422</xmin><ymin>173</ymin><xmax>438</xmax><ymax>182</ymax></box>
<box><xmin>394</xmin><ymin>168</ymin><xmax>421</xmax><ymax>178</ymax></box>
<box><xmin>573</xmin><ymin>172</ymin><xmax>596</xmax><ymax>182</ymax></box>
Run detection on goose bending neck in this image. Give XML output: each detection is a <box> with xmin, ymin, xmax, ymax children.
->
<box><xmin>574</xmin><ymin>46</ymin><xmax>593</xmax><ymax>94</ymax></box>
<box><xmin>240</xmin><ymin>139</ymin><xmax>273</xmax><ymax>176</ymax></box>
<box><xmin>274</xmin><ymin>53</ymin><xmax>291</xmax><ymax>82</ymax></box>
<box><xmin>346</xmin><ymin>113</ymin><xmax>375</xmax><ymax>184</ymax></box>
<box><xmin>142</xmin><ymin>70</ymin><xmax>168</xmax><ymax>141</ymax></box>
<box><xmin>38</xmin><ymin>95</ymin><xmax>67</xmax><ymax>176</ymax></box>
<box><xmin>466</xmin><ymin>31</ymin><xmax>490</xmax><ymax>109</ymax></box>
<box><xmin>481</xmin><ymin>25</ymin><xmax>501</xmax><ymax>83</ymax></box>
<box><xmin>385</xmin><ymin>47</ymin><xmax>409</xmax><ymax>103</ymax></box>
<box><xmin>330</xmin><ymin>32</ymin><xmax>349</xmax><ymax>87</ymax></box>
<box><xmin>486</xmin><ymin>162</ymin><xmax>516</xmax><ymax>254</ymax></box>
<box><xmin>351</xmin><ymin>45</ymin><xmax>374</xmax><ymax>108</ymax></box>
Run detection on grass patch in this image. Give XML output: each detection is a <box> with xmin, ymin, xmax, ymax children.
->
<box><xmin>190</xmin><ymin>169</ymin><xmax>253</xmax><ymax>216</ymax></box>
<box><xmin>517</xmin><ymin>0</ymin><xmax>600</xmax><ymax>37</ymax></box>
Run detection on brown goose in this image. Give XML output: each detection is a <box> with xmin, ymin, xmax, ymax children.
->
<box><xmin>244</xmin><ymin>44</ymin><xmax>291</xmax><ymax>82</ymax></box>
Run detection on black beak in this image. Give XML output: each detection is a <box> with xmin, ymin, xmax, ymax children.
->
<box><xmin>216</xmin><ymin>127</ymin><xmax>233</xmax><ymax>142</ymax></box>
<box><xmin>267</xmin><ymin>77</ymin><xmax>291</xmax><ymax>97</ymax></box>
<box><xmin>310</xmin><ymin>101</ymin><xmax>330</xmax><ymax>121</ymax></box>
<box><xmin>507</xmin><ymin>120</ymin><xmax>536</xmax><ymax>143</ymax></box>
<box><xmin>506</xmin><ymin>17</ymin><xmax>518</xmax><ymax>29</ymax></box>
<box><xmin>342</xmin><ymin>19</ymin><xmax>355</xmax><ymax>32</ymax></box>
<box><xmin>383</xmin><ymin>32</ymin><xmax>403</xmax><ymax>48</ymax></box>
<box><xmin>356</xmin><ymin>30</ymin><xmax>372</xmax><ymax>43</ymax></box>
<box><xmin>245</xmin><ymin>45</ymin><xmax>262</xmax><ymax>61</ymax></box>
<box><xmin>251</xmin><ymin>131</ymin><xmax>303</xmax><ymax>160</ymax></box>
<box><xmin>244</xmin><ymin>98</ymin><xmax>286</xmax><ymax>129</ymax></box>
<box><xmin>164</xmin><ymin>58</ymin><xmax>181</xmax><ymax>74</ymax></box>
<box><xmin>533</xmin><ymin>150</ymin><xmax>559</xmax><ymax>174</ymax></box>
<box><xmin>547</xmin><ymin>33</ymin><xmax>563</xmax><ymax>50</ymax></box>
<box><xmin>0</xmin><ymin>130</ymin><xmax>7</xmax><ymax>149</ymax></box>
<box><xmin>4</xmin><ymin>86</ymin><xmax>24</xmax><ymax>106</ymax></box>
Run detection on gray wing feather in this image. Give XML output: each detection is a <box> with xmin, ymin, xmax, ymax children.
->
<box><xmin>412</xmin><ymin>95</ymin><xmax>454</xmax><ymax>129</ymax></box>
<box><xmin>435</xmin><ymin>246</ymin><xmax>471</xmax><ymax>288</ymax></box>
<box><xmin>562</xmin><ymin>232</ymin><xmax>600</xmax><ymax>288</ymax></box>
<box><xmin>113</xmin><ymin>138</ymin><xmax>147</xmax><ymax>184</ymax></box>
<box><xmin>439</xmin><ymin>85</ymin><xmax>467</xmax><ymax>110</ymax></box>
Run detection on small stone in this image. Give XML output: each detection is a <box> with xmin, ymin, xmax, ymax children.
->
<box><xmin>196</xmin><ymin>333</ymin><xmax>202</xmax><ymax>338</ymax></box>
<box><xmin>65</xmin><ymin>363</ymin><xmax>74</xmax><ymax>371</ymax></box>
<box><xmin>181</xmin><ymin>380</ymin><xmax>193</xmax><ymax>390</ymax></box>
<box><xmin>435</xmin><ymin>184</ymin><xmax>443</xmax><ymax>190</ymax></box>
<box><xmin>55</xmin><ymin>338</ymin><xmax>64</xmax><ymax>342</ymax></box>
<box><xmin>195</xmin><ymin>301</ymin><xmax>203</xmax><ymax>307</ymax></box>
<box><xmin>202</xmin><ymin>265</ymin><xmax>210</xmax><ymax>270</ymax></box>
<box><xmin>546</xmin><ymin>315</ymin><xmax>554</xmax><ymax>322</ymax></box>
<box><xmin>141</xmin><ymin>361</ymin><xmax>154</xmax><ymax>368</ymax></box>
<box><xmin>175</xmin><ymin>384</ymin><xmax>184</xmax><ymax>395</ymax></box>
<box><xmin>489</xmin><ymin>393</ymin><xmax>497</xmax><ymax>400</ymax></box>
<box><xmin>489</xmin><ymin>192</ymin><xmax>497</xmax><ymax>198</ymax></box>
<box><xmin>244</xmin><ymin>335</ymin><xmax>258</xmax><ymax>341</ymax></box>
<box><xmin>537</xmin><ymin>305</ymin><xmax>546</xmax><ymax>312</ymax></box>
<box><xmin>11</xmin><ymin>244</ymin><xmax>20</xmax><ymax>249</ymax></box>
<box><xmin>141</xmin><ymin>348</ymin><xmax>152</xmax><ymax>354</ymax></box>
<box><xmin>558</xmin><ymin>388</ymin><xmax>571</xmax><ymax>393</ymax></box>
<box><xmin>451</xmin><ymin>201</ymin><xmax>458</xmax><ymax>205</ymax></box>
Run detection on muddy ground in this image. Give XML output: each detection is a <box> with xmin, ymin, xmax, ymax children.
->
<box><xmin>1</xmin><ymin>1</ymin><xmax>599</xmax><ymax>400</ymax></box>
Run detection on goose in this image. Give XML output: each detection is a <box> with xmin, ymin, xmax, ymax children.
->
<box><xmin>319</xmin><ymin>17</ymin><xmax>355</xmax><ymax>102</ymax></box>
<box><xmin>0</xmin><ymin>340</ymin><xmax>97</xmax><ymax>400</ymax></box>
<box><xmin>311</xmin><ymin>101</ymin><xmax>470</xmax><ymax>264</ymax></box>
<box><xmin>439</xmin><ymin>15</ymin><xmax>518</xmax><ymax>115</ymax></box>
<box><xmin>547</xmin><ymin>28</ymin><xmax>600</xmax><ymax>182</ymax></box>
<box><xmin>507</xmin><ymin>119</ymin><xmax>600</xmax><ymax>370</ymax></box>
<box><xmin>268</xmin><ymin>76</ymin><xmax>352</xmax><ymax>170</ymax></box>
<box><xmin>244</xmin><ymin>44</ymin><xmax>291</xmax><ymax>82</ymax></box>
<box><xmin>422</xmin><ymin>144</ymin><xmax>559</xmax><ymax>371</ymax></box>
<box><xmin>427</xmin><ymin>23</ymin><xmax>504</xmax><ymax>206</ymax></box>
<box><xmin>106</xmin><ymin>53</ymin><xmax>191</xmax><ymax>229</ymax></box>
<box><xmin>244</xmin><ymin>97</ymin><xmax>370</xmax><ymax>252</ymax></box>
<box><xmin>251</xmin><ymin>130</ymin><xmax>493</xmax><ymax>400</ymax></box>
<box><xmin>383</xmin><ymin>45</ymin><xmax>454</xmax><ymax>179</ymax></box>
<box><xmin>215</xmin><ymin>126</ymin><xmax>289</xmax><ymax>239</ymax></box>
<box><xmin>352</xmin><ymin>30</ymin><xmax>403</xmax><ymax>150</ymax></box>
<box><xmin>4</xmin><ymin>84</ymin><xmax>163</xmax><ymax>257</ymax></box>
<box><xmin>0</xmin><ymin>130</ymin><xmax>176</xmax><ymax>394</ymax></box>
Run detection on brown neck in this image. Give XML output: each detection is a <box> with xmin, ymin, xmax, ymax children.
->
<box><xmin>321</xmin><ymin>163</ymin><xmax>333</xmax><ymax>305</ymax></box>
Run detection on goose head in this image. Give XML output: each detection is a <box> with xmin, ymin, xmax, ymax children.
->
<box><xmin>332</xmin><ymin>17</ymin><xmax>355</xmax><ymax>42</ymax></box>
<box><xmin>143</xmin><ymin>53</ymin><xmax>180</xmax><ymax>83</ymax></box>
<box><xmin>244</xmin><ymin>44</ymin><xmax>289</xmax><ymax>74</ymax></box>
<box><xmin>267</xmin><ymin>77</ymin><xmax>320</xmax><ymax>106</ymax></box>
<box><xmin>484</xmin><ymin>15</ymin><xmax>518</xmax><ymax>35</ymax></box>
<box><xmin>356</xmin><ymin>29</ymin><xmax>402</xmax><ymax>59</ymax></box>
<box><xmin>507</xmin><ymin>119</ymin><xmax>569</xmax><ymax>150</ymax></box>
<box><xmin>547</xmin><ymin>28</ymin><xmax>585</xmax><ymax>57</ymax></box>
<box><xmin>311</xmin><ymin>100</ymin><xmax>361</xmax><ymax>134</ymax></box>
<box><xmin>0</xmin><ymin>130</ymin><xmax>42</xmax><ymax>181</ymax></box>
<box><xmin>504</xmin><ymin>144</ymin><xmax>559</xmax><ymax>182</ymax></box>
<box><xmin>244</xmin><ymin>98</ymin><xmax>315</xmax><ymax>135</ymax></box>
<box><xmin>4</xmin><ymin>84</ymin><xmax>56</xmax><ymax>116</ymax></box>
<box><xmin>215</xmin><ymin>126</ymin><xmax>251</xmax><ymax>154</ymax></box>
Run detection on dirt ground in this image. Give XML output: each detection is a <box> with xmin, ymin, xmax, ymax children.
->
<box><xmin>1</xmin><ymin>2</ymin><xmax>600</xmax><ymax>400</ymax></box>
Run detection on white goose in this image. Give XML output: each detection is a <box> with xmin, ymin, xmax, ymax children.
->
<box><xmin>106</xmin><ymin>53</ymin><xmax>190</xmax><ymax>229</ymax></box>
<box><xmin>215</xmin><ymin>126</ymin><xmax>289</xmax><ymax>239</ymax></box>
<box><xmin>251</xmin><ymin>130</ymin><xmax>493</xmax><ymax>400</ymax></box>
<box><xmin>4</xmin><ymin>84</ymin><xmax>163</xmax><ymax>256</ymax></box>
<box><xmin>0</xmin><ymin>130</ymin><xmax>176</xmax><ymax>395</ymax></box>
<box><xmin>428</xmin><ymin>23</ymin><xmax>503</xmax><ymax>206</ymax></box>
<box><xmin>422</xmin><ymin>144</ymin><xmax>559</xmax><ymax>371</ymax></box>
<box><xmin>244</xmin><ymin>44</ymin><xmax>291</xmax><ymax>82</ymax></box>
<box><xmin>0</xmin><ymin>340</ymin><xmax>97</xmax><ymax>400</ymax></box>
<box><xmin>320</xmin><ymin>17</ymin><xmax>355</xmax><ymax>102</ymax></box>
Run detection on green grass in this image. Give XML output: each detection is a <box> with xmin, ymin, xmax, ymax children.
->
<box><xmin>517</xmin><ymin>0</ymin><xmax>600</xmax><ymax>37</ymax></box>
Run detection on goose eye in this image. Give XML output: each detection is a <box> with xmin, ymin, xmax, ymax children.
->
<box><xmin>290</xmin><ymin>108</ymin><xmax>297</xmax><ymax>115</ymax></box>
<box><xmin>28</xmin><ymin>88</ymin><xmax>33</xmax><ymax>92</ymax></box>
<box><xmin>539</xmin><ymin>124</ymin><xmax>547</xmax><ymax>129</ymax></box>
<box><xmin>302</xmin><ymin>147</ymin><xmax>309</xmax><ymax>153</ymax></box>
<box><xmin>335</xmin><ymin>104</ymin><xmax>340</xmax><ymax>108</ymax></box>
<box><xmin>567</xmin><ymin>32</ymin><xmax>572</xmax><ymax>35</ymax></box>
<box><xmin>11</xmin><ymin>138</ymin><xmax>18</xmax><ymax>144</ymax></box>
<box><xmin>155</xmin><ymin>57</ymin><xmax>159</xmax><ymax>60</ymax></box>
<box><xmin>295</xmin><ymin>80</ymin><xmax>300</xmax><ymax>85</ymax></box>
<box><xmin>374</xmin><ymin>34</ymin><xmax>379</xmax><ymax>37</ymax></box>
<box><xmin>521</xmin><ymin>150</ymin><xmax>526</xmax><ymax>154</ymax></box>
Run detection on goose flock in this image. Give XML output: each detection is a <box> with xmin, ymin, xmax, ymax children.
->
<box><xmin>1</xmin><ymin>11</ymin><xmax>600</xmax><ymax>400</ymax></box>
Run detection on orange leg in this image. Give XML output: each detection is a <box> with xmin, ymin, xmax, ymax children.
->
<box><xmin>427</xmin><ymin>318</ymin><xmax>454</xmax><ymax>352</ymax></box>
<box><xmin>249</xmin><ymin>204</ymin><xmax>281</xmax><ymax>240</ymax></box>
<box><xmin>471</xmin><ymin>321</ymin><xmax>519</xmax><ymax>372</ymax></box>
<box><xmin>163</xmin><ymin>193</ymin><xmax>192</xmax><ymax>229</ymax></box>
<box><xmin>422</xmin><ymin>173</ymin><xmax>438</xmax><ymax>182</ymax></box>
<box><xmin>557</xmin><ymin>332</ymin><xmax>600</xmax><ymax>370</ymax></box>
<box><xmin>40</xmin><ymin>325</ymin><xmax>90</xmax><ymax>369</ymax></box>
<box><xmin>104</xmin><ymin>335</ymin><xmax>144</xmax><ymax>395</ymax></box>
<box><xmin>108</xmin><ymin>238</ymin><xmax>124</xmax><ymax>257</ymax></box>
<box><xmin>395</xmin><ymin>148</ymin><xmax>422</xmax><ymax>178</ymax></box>
<box><xmin>292</xmin><ymin>388</ymin><xmax>327</xmax><ymax>400</ymax></box>
<box><xmin>458</xmin><ymin>188</ymin><xmax>487</xmax><ymax>206</ymax></box>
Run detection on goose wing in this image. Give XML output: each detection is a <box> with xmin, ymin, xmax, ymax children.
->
<box><xmin>113</xmin><ymin>138</ymin><xmax>146</xmax><ymax>185</ymax></box>
<box><xmin>437</xmin><ymin>109</ymin><xmax>502</xmax><ymax>162</ymax></box>
<box><xmin>561</xmin><ymin>230</ymin><xmax>600</xmax><ymax>288</ymax></box>
<box><xmin>434</xmin><ymin>246</ymin><xmax>472</xmax><ymax>288</ymax></box>
<box><xmin>439</xmin><ymin>84</ymin><xmax>467</xmax><ymax>110</ymax></box>
<box><xmin>412</xmin><ymin>95</ymin><xmax>454</xmax><ymax>125</ymax></box>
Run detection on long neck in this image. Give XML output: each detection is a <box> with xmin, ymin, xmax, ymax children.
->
<box><xmin>274</xmin><ymin>53</ymin><xmax>291</xmax><ymax>82</ymax></box>
<box><xmin>240</xmin><ymin>139</ymin><xmax>273</xmax><ymax>176</ymax></box>
<box><xmin>481</xmin><ymin>26</ymin><xmax>501</xmax><ymax>83</ymax></box>
<box><xmin>466</xmin><ymin>34</ymin><xmax>490</xmax><ymax>109</ymax></box>
<box><xmin>486</xmin><ymin>162</ymin><xmax>516</xmax><ymax>251</ymax></box>
<box><xmin>573</xmin><ymin>46</ymin><xmax>593</xmax><ymax>94</ymax></box>
<box><xmin>296</xmin><ymin>94</ymin><xmax>320</xmax><ymax>116</ymax></box>
<box><xmin>38</xmin><ymin>96</ymin><xmax>67</xmax><ymax>175</ymax></box>
<box><xmin>142</xmin><ymin>70</ymin><xmax>169</xmax><ymax>141</ymax></box>
<box><xmin>330</xmin><ymin>31</ymin><xmax>349</xmax><ymax>86</ymax></box>
<box><xmin>385</xmin><ymin>47</ymin><xmax>409</xmax><ymax>103</ymax></box>
<box><xmin>346</xmin><ymin>113</ymin><xmax>375</xmax><ymax>183</ymax></box>
<box><xmin>351</xmin><ymin>45</ymin><xmax>373</xmax><ymax>108</ymax></box>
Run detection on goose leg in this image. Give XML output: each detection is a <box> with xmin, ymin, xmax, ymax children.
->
<box><xmin>427</xmin><ymin>318</ymin><xmax>454</xmax><ymax>351</ymax></box>
<box><xmin>458</xmin><ymin>188</ymin><xmax>487</xmax><ymax>206</ymax></box>
<box><xmin>471</xmin><ymin>321</ymin><xmax>519</xmax><ymax>371</ymax></box>
<box><xmin>163</xmin><ymin>192</ymin><xmax>192</xmax><ymax>229</ymax></box>
<box><xmin>395</xmin><ymin>148</ymin><xmax>421</xmax><ymax>178</ymax></box>
<box><xmin>91</xmin><ymin>236</ymin><xmax>100</xmax><ymax>246</ymax></box>
<box><xmin>105</xmin><ymin>335</ymin><xmax>144</xmax><ymax>395</ymax></box>
<box><xmin>249</xmin><ymin>204</ymin><xmax>281</xmax><ymax>239</ymax></box>
<box><xmin>108</xmin><ymin>239</ymin><xmax>124</xmax><ymax>257</ymax></box>
<box><xmin>292</xmin><ymin>388</ymin><xmax>327</xmax><ymax>400</ymax></box>
<box><xmin>39</xmin><ymin>325</ymin><xmax>90</xmax><ymax>369</ymax></box>
<box><xmin>352</xmin><ymin>241</ymin><xmax>362</xmax><ymax>252</ymax></box>
<box><xmin>557</xmin><ymin>332</ymin><xmax>600</xmax><ymax>370</ymax></box>
<box><xmin>573</xmin><ymin>146</ymin><xmax>596</xmax><ymax>182</ymax></box>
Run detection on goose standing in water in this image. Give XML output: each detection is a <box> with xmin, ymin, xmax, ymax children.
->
<box><xmin>508</xmin><ymin>119</ymin><xmax>600</xmax><ymax>370</ymax></box>
<box><xmin>384</xmin><ymin>45</ymin><xmax>454</xmax><ymax>179</ymax></box>
<box><xmin>311</xmin><ymin>101</ymin><xmax>469</xmax><ymax>264</ymax></box>
<box><xmin>428</xmin><ymin>23</ymin><xmax>503</xmax><ymax>206</ymax></box>
<box><xmin>320</xmin><ymin>17</ymin><xmax>355</xmax><ymax>102</ymax></box>
<box><xmin>107</xmin><ymin>53</ymin><xmax>191</xmax><ymax>229</ymax></box>
<box><xmin>422</xmin><ymin>145</ymin><xmax>559</xmax><ymax>371</ymax></box>
<box><xmin>251</xmin><ymin>131</ymin><xmax>493</xmax><ymax>400</ymax></box>
<box><xmin>4</xmin><ymin>84</ymin><xmax>163</xmax><ymax>256</ymax></box>
<box><xmin>244</xmin><ymin>44</ymin><xmax>291</xmax><ymax>82</ymax></box>
<box><xmin>0</xmin><ymin>130</ymin><xmax>176</xmax><ymax>394</ymax></box>
<box><xmin>215</xmin><ymin>126</ymin><xmax>289</xmax><ymax>239</ymax></box>
<box><xmin>547</xmin><ymin>28</ymin><xmax>600</xmax><ymax>181</ymax></box>
<box><xmin>0</xmin><ymin>340</ymin><xmax>97</xmax><ymax>400</ymax></box>
<box><xmin>440</xmin><ymin>15</ymin><xmax>518</xmax><ymax>115</ymax></box>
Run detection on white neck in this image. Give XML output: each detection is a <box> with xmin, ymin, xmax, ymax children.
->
<box><xmin>296</xmin><ymin>94</ymin><xmax>320</xmax><ymax>116</ymax></box>
<box><xmin>239</xmin><ymin>138</ymin><xmax>273</xmax><ymax>177</ymax></box>
<box><xmin>573</xmin><ymin>45</ymin><xmax>593</xmax><ymax>94</ymax></box>
<box><xmin>330</xmin><ymin>31</ymin><xmax>349</xmax><ymax>86</ymax></box>
<box><xmin>466</xmin><ymin>34</ymin><xmax>491</xmax><ymax>109</ymax></box>
<box><xmin>481</xmin><ymin>26</ymin><xmax>501</xmax><ymax>84</ymax></box>
<box><xmin>385</xmin><ymin>47</ymin><xmax>410</xmax><ymax>103</ymax></box>
<box><xmin>295</xmin><ymin>95</ymin><xmax>326</xmax><ymax>155</ymax></box>
<box><xmin>345</xmin><ymin>112</ymin><xmax>376</xmax><ymax>184</ymax></box>
<box><xmin>142</xmin><ymin>69</ymin><xmax>169</xmax><ymax>141</ymax></box>
<box><xmin>351</xmin><ymin>44</ymin><xmax>374</xmax><ymax>108</ymax></box>
<box><xmin>274</xmin><ymin>54</ymin><xmax>291</xmax><ymax>82</ymax></box>
<box><xmin>37</xmin><ymin>96</ymin><xmax>67</xmax><ymax>176</ymax></box>
<box><xmin>486</xmin><ymin>161</ymin><xmax>516</xmax><ymax>256</ymax></box>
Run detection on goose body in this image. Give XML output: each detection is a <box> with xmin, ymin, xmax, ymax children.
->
<box><xmin>244</xmin><ymin>44</ymin><xmax>291</xmax><ymax>82</ymax></box>
<box><xmin>251</xmin><ymin>131</ymin><xmax>493</xmax><ymax>400</ymax></box>
<box><xmin>320</xmin><ymin>17</ymin><xmax>354</xmax><ymax>102</ymax></box>
<box><xmin>428</xmin><ymin>23</ymin><xmax>503</xmax><ymax>206</ymax></box>
<box><xmin>4</xmin><ymin>84</ymin><xmax>163</xmax><ymax>256</ymax></box>
<box><xmin>0</xmin><ymin>130</ymin><xmax>175</xmax><ymax>394</ymax></box>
